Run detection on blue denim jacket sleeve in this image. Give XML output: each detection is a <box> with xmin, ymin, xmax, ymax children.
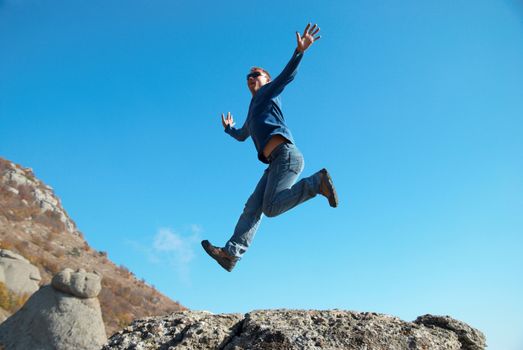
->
<box><xmin>261</xmin><ymin>49</ymin><xmax>304</xmax><ymax>98</ymax></box>
<box><xmin>224</xmin><ymin>123</ymin><xmax>249</xmax><ymax>141</ymax></box>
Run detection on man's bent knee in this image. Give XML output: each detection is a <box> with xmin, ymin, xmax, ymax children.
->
<box><xmin>262</xmin><ymin>204</ymin><xmax>279</xmax><ymax>218</ymax></box>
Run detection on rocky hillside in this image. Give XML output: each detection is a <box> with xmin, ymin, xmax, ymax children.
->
<box><xmin>0</xmin><ymin>157</ymin><xmax>185</xmax><ymax>335</ymax></box>
<box><xmin>103</xmin><ymin>309</ymin><xmax>486</xmax><ymax>350</ymax></box>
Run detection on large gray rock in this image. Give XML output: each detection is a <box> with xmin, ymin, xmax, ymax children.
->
<box><xmin>0</xmin><ymin>269</ymin><xmax>106</xmax><ymax>350</ymax></box>
<box><xmin>103</xmin><ymin>309</ymin><xmax>486</xmax><ymax>350</ymax></box>
<box><xmin>414</xmin><ymin>314</ymin><xmax>486</xmax><ymax>350</ymax></box>
<box><xmin>0</xmin><ymin>249</ymin><xmax>41</xmax><ymax>295</ymax></box>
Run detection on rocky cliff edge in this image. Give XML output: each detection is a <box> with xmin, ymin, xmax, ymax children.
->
<box><xmin>103</xmin><ymin>309</ymin><xmax>486</xmax><ymax>350</ymax></box>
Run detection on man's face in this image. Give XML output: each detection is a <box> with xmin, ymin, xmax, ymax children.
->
<box><xmin>247</xmin><ymin>69</ymin><xmax>270</xmax><ymax>95</ymax></box>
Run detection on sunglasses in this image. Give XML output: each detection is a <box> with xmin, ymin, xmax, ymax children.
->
<box><xmin>246</xmin><ymin>71</ymin><xmax>263</xmax><ymax>80</ymax></box>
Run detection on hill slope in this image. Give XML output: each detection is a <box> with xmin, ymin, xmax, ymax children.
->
<box><xmin>0</xmin><ymin>157</ymin><xmax>185</xmax><ymax>334</ymax></box>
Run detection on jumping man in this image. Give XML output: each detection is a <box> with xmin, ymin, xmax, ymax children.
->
<box><xmin>202</xmin><ymin>23</ymin><xmax>338</xmax><ymax>272</ymax></box>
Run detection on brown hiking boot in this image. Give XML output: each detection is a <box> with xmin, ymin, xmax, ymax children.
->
<box><xmin>319</xmin><ymin>168</ymin><xmax>339</xmax><ymax>208</ymax></box>
<box><xmin>201</xmin><ymin>240</ymin><xmax>238</xmax><ymax>272</ymax></box>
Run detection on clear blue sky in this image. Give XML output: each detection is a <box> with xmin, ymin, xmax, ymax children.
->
<box><xmin>1</xmin><ymin>1</ymin><xmax>522</xmax><ymax>349</ymax></box>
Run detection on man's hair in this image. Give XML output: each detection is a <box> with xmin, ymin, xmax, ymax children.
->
<box><xmin>250</xmin><ymin>67</ymin><xmax>271</xmax><ymax>80</ymax></box>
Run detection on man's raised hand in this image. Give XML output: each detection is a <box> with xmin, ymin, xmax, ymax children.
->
<box><xmin>296</xmin><ymin>23</ymin><xmax>321</xmax><ymax>53</ymax></box>
<box><xmin>221</xmin><ymin>112</ymin><xmax>235</xmax><ymax>129</ymax></box>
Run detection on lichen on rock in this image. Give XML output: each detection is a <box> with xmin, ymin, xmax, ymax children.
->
<box><xmin>103</xmin><ymin>309</ymin><xmax>486</xmax><ymax>350</ymax></box>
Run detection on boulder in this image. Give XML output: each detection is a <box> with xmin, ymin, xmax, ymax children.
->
<box><xmin>414</xmin><ymin>315</ymin><xmax>486</xmax><ymax>350</ymax></box>
<box><xmin>103</xmin><ymin>309</ymin><xmax>486</xmax><ymax>350</ymax></box>
<box><xmin>51</xmin><ymin>268</ymin><xmax>102</xmax><ymax>298</ymax></box>
<box><xmin>0</xmin><ymin>269</ymin><xmax>106</xmax><ymax>350</ymax></box>
<box><xmin>0</xmin><ymin>249</ymin><xmax>41</xmax><ymax>295</ymax></box>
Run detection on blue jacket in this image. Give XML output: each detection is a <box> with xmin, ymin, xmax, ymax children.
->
<box><xmin>225</xmin><ymin>49</ymin><xmax>304</xmax><ymax>163</ymax></box>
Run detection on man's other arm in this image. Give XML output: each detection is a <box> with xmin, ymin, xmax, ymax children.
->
<box><xmin>222</xmin><ymin>112</ymin><xmax>249</xmax><ymax>141</ymax></box>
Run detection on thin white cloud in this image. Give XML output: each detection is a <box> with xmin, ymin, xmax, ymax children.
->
<box><xmin>153</xmin><ymin>227</ymin><xmax>198</xmax><ymax>264</ymax></box>
<box><xmin>153</xmin><ymin>228</ymin><xmax>183</xmax><ymax>251</ymax></box>
<box><xmin>190</xmin><ymin>224</ymin><xmax>203</xmax><ymax>235</ymax></box>
<box><xmin>126</xmin><ymin>224</ymin><xmax>202</xmax><ymax>284</ymax></box>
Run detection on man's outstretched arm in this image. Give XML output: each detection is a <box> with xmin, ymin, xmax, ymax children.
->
<box><xmin>222</xmin><ymin>112</ymin><xmax>249</xmax><ymax>141</ymax></box>
<box><xmin>263</xmin><ymin>23</ymin><xmax>321</xmax><ymax>98</ymax></box>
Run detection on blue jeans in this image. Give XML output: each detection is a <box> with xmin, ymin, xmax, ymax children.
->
<box><xmin>225</xmin><ymin>143</ymin><xmax>322</xmax><ymax>258</ymax></box>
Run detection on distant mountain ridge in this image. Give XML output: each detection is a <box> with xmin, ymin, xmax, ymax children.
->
<box><xmin>0</xmin><ymin>157</ymin><xmax>185</xmax><ymax>335</ymax></box>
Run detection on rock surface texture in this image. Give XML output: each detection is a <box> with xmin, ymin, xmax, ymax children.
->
<box><xmin>0</xmin><ymin>268</ymin><xmax>107</xmax><ymax>350</ymax></box>
<box><xmin>103</xmin><ymin>309</ymin><xmax>486</xmax><ymax>350</ymax></box>
<box><xmin>52</xmin><ymin>267</ymin><xmax>102</xmax><ymax>298</ymax></box>
<box><xmin>0</xmin><ymin>248</ymin><xmax>41</xmax><ymax>295</ymax></box>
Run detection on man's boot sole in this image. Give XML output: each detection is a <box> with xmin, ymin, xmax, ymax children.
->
<box><xmin>321</xmin><ymin>169</ymin><xmax>339</xmax><ymax>208</ymax></box>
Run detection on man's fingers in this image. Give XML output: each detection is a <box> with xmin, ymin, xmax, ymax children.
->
<box><xmin>302</xmin><ymin>23</ymin><xmax>310</xmax><ymax>37</ymax></box>
<box><xmin>311</xmin><ymin>26</ymin><xmax>320</xmax><ymax>36</ymax></box>
<box><xmin>309</xmin><ymin>24</ymin><xmax>317</xmax><ymax>34</ymax></box>
<box><xmin>314</xmin><ymin>35</ymin><xmax>321</xmax><ymax>42</ymax></box>
<box><xmin>227</xmin><ymin>113</ymin><xmax>234</xmax><ymax>124</ymax></box>
<box><xmin>296</xmin><ymin>31</ymin><xmax>301</xmax><ymax>43</ymax></box>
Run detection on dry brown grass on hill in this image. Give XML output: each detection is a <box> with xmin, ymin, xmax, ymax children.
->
<box><xmin>0</xmin><ymin>282</ymin><xmax>29</xmax><ymax>313</ymax></box>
